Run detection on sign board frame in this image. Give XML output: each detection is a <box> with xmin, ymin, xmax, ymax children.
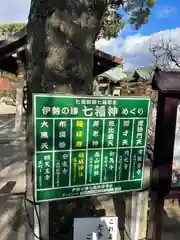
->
<box><xmin>33</xmin><ymin>94</ymin><xmax>150</xmax><ymax>202</ymax></box>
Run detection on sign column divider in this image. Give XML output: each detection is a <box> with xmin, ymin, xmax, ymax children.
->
<box><xmin>52</xmin><ymin>119</ymin><xmax>55</xmax><ymax>188</ymax></box>
<box><xmin>129</xmin><ymin>119</ymin><xmax>135</xmax><ymax>180</ymax></box>
<box><xmin>115</xmin><ymin>118</ymin><xmax>120</xmax><ymax>182</ymax></box>
<box><xmin>100</xmin><ymin>119</ymin><xmax>105</xmax><ymax>183</ymax></box>
<box><xmin>69</xmin><ymin>119</ymin><xmax>73</xmax><ymax>186</ymax></box>
<box><xmin>85</xmin><ymin>119</ymin><xmax>89</xmax><ymax>184</ymax></box>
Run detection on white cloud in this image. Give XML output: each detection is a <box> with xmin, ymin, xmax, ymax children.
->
<box><xmin>1</xmin><ymin>1</ymin><xmax>180</xmax><ymax>71</ymax></box>
<box><xmin>95</xmin><ymin>28</ymin><xmax>180</xmax><ymax>71</ymax></box>
<box><xmin>95</xmin><ymin>38</ymin><xmax>117</xmax><ymax>56</ymax></box>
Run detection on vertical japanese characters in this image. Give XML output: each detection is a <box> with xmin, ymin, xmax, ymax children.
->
<box><xmin>34</xmin><ymin>95</ymin><xmax>150</xmax><ymax>202</ymax></box>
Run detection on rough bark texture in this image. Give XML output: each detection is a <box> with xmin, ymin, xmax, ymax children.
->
<box><xmin>26</xmin><ymin>1</ymin><xmax>136</xmax><ymax>240</ymax></box>
<box><xmin>27</xmin><ymin>0</ymin><xmax>107</xmax><ymax>168</ymax></box>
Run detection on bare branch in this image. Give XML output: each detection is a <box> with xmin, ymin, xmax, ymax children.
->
<box><xmin>149</xmin><ymin>36</ymin><xmax>180</xmax><ymax>70</ymax></box>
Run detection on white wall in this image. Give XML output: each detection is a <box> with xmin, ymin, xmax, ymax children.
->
<box><xmin>0</xmin><ymin>102</ymin><xmax>16</xmax><ymax>114</ymax></box>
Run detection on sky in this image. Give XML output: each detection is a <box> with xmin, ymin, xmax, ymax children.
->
<box><xmin>96</xmin><ymin>0</ymin><xmax>180</xmax><ymax>70</ymax></box>
<box><xmin>0</xmin><ymin>0</ymin><xmax>30</xmax><ymax>24</ymax></box>
<box><xmin>0</xmin><ymin>0</ymin><xmax>180</xmax><ymax>71</ymax></box>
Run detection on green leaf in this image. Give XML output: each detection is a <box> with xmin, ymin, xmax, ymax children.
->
<box><xmin>129</xmin><ymin>17</ymin><xmax>136</xmax><ymax>24</ymax></box>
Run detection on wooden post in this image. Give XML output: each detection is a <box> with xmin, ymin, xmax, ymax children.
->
<box><xmin>152</xmin><ymin>95</ymin><xmax>178</xmax><ymax>240</ymax></box>
<box><xmin>137</xmin><ymin>160</ymin><xmax>151</xmax><ymax>240</ymax></box>
<box><xmin>147</xmin><ymin>68</ymin><xmax>180</xmax><ymax>240</ymax></box>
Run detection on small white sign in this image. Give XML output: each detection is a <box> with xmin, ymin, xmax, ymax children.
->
<box><xmin>73</xmin><ymin>217</ymin><xmax>118</xmax><ymax>240</ymax></box>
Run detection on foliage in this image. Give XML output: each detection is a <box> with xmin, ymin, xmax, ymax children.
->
<box><xmin>0</xmin><ymin>23</ymin><xmax>25</xmax><ymax>38</ymax></box>
<box><xmin>99</xmin><ymin>0</ymin><xmax>156</xmax><ymax>39</ymax></box>
<box><xmin>1</xmin><ymin>90</ymin><xmax>16</xmax><ymax>106</ymax></box>
<box><xmin>124</xmin><ymin>0</ymin><xmax>156</xmax><ymax>30</ymax></box>
<box><xmin>0</xmin><ymin>2</ymin><xmax>156</xmax><ymax>41</ymax></box>
<box><xmin>129</xmin><ymin>7</ymin><xmax>150</xmax><ymax>30</ymax></box>
<box><xmin>0</xmin><ymin>71</ymin><xmax>18</xmax><ymax>82</ymax></box>
<box><xmin>99</xmin><ymin>7</ymin><xmax>125</xmax><ymax>39</ymax></box>
<box><xmin>0</xmin><ymin>71</ymin><xmax>17</xmax><ymax>105</ymax></box>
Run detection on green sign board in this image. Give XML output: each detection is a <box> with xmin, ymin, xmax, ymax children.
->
<box><xmin>33</xmin><ymin>94</ymin><xmax>150</xmax><ymax>202</ymax></box>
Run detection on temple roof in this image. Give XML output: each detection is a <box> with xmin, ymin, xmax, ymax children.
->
<box><xmin>0</xmin><ymin>26</ymin><xmax>122</xmax><ymax>76</ymax></box>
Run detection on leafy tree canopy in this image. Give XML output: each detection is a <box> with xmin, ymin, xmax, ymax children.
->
<box><xmin>0</xmin><ymin>23</ymin><xmax>25</xmax><ymax>38</ymax></box>
<box><xmin>100</xmin><ymin>0</ymin><xmax>156</xmax><ymax>39</ymax></box>
<box><xmin>0</xmin><ymin>1</ymin><xmax>156</xmax><ymax>41</ymax></box>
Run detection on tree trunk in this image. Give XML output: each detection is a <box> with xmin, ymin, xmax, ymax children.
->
<box><xmin>27</xmin><ymin>0</ymin><xmax>108</xmax><ymax>239</ymax></box>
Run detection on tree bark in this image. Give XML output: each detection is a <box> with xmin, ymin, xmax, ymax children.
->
<box><xmin>27</xmin><ymin>0</ymin><xmax>108</xmax><ymax>239</ymax></box>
